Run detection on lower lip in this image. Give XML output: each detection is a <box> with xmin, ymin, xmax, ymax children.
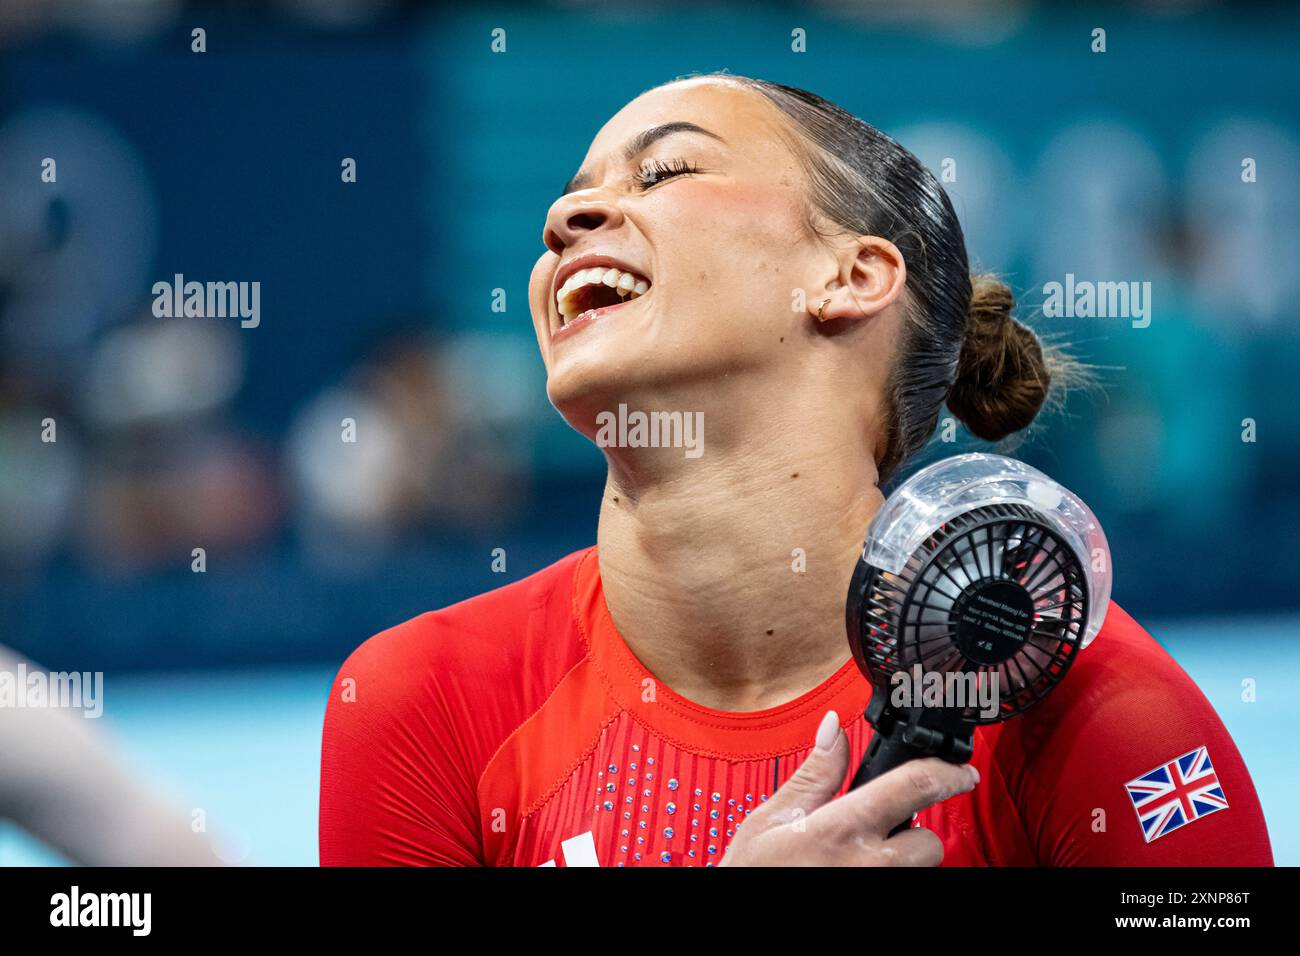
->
<box><xmin>552</xmin><ymin>293</ymin><xmax>647</xmax><ymax>343</ymax></box>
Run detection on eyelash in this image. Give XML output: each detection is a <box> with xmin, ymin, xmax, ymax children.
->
<box><xmin>634</xmin><ymin>158</ymin><xmax>701</xmax><ymax>190</ymax></box>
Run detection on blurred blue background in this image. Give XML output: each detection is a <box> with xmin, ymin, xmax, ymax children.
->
<box><xmin>0</xmin><ymin>0</ymin><xmax>1296</xmax><ymax>865</ymax></box>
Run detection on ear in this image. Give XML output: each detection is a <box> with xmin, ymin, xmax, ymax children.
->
<box><xmin>810</xmin><ymin>236</ymin><xmax>907</xmax><ymax>324</ymax></box>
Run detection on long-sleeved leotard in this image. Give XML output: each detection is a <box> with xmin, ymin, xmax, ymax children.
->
<box><xmin>320</xmin><ymin>547</ymin><xmax>1272</xmax><ymax>866</ymax></box>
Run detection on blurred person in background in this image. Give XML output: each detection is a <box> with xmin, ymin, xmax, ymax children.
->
<box><xmin>73</xmin><ymin>312</ymin><xmax>281</xmax><ymax>576</ymax></box>
<box><xmin>0</xmin><ymin>644</ymin><xmax>221</xmax><ymax>865</ymax></box>
<box><xmin>286</xmin><ymin>332</ymin><xmax>532</xmax><ymax>571</ymax></box>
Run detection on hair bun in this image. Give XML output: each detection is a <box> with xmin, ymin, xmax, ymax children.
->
<box><xmin>946</xmin><ymin>274</ymin><xmax>1051</xmax><ymax>441</ymax></box>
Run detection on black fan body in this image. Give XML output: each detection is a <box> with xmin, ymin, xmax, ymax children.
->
<box><xmin>846</xmin><ymin>502</ymin><xmax>1090</xmax><ymax>802</ymax></box>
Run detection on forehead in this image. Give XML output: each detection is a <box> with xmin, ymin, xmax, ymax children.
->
<box><xmin>583</xmin><ymin>78</ymin><xmax>797</xmax><ymax>166</ymax></box>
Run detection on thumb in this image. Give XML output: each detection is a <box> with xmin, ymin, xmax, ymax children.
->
<box><xmin>755</xmin><ymin>710</ymin><xmax>850</xmax><ymax>830</ymax></box>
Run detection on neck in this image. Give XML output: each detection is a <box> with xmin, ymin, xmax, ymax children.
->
<box><xmin>594</xmin><ymin>391</ymin><xmax>885</xmax><ymax>712</ymax></box>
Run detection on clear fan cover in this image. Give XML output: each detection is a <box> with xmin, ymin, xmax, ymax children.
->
<box><xmin>864</xmin><ymin>453</ymin><xmax>1112</xmax><ymax>646</ymax></box>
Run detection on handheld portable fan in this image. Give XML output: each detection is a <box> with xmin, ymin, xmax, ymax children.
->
<box><xmin>846</xmin><ymin>454</ymin><xmax>1111</xmax><ymax>803</ymax></box>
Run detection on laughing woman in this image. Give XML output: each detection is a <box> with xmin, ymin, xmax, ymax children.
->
<box><xmin>319</xmin><ymin>75</ymin><xmax>1272</xmax><ymax>867</ymax></box>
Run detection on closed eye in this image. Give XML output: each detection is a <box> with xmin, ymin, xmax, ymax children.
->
<box><xmin>634</xmin><ymin>157</ymin><xmax>701</xmax><ymax>190</ymax></box>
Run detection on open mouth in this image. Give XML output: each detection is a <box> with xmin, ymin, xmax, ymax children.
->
<box><xmin>555</xmin><ymin>266</ymin><xmax>651</xmax><ymax>333</ymax></box>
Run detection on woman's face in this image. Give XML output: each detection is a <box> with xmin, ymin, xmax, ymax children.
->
<box><xmin>529</xmin><ymin>78</ymin><xmax>842</xmax><ymax>433</ymax></box>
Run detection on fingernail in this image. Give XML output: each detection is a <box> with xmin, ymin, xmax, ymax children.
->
<box><xmin>967</xmin><ymin>764</ymin><xmax>980</xmax><ymax>786</ymax></box>
<box><xmin>814</xmin><ymin>710</ymin><xmax>840</xmax><ymax>752</ymax></box>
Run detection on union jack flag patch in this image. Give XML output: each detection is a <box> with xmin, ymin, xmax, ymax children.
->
<box><xmin>1125</xmin><ymin>745</ymin><xmax>1229</xmax><ymax>843</ymax></box>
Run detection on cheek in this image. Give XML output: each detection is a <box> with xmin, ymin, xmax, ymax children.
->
<box><xmin>653</xmin><ymin>182</ymin><xmax>810</xmax><ymax>322</ymax></box>
<box><xmin>662</xmin><ymin>178</ymin><xmax>806</xmax><ymax>238</ymax></box>
<box><xmin>528</xmin><ymin>255</ymin><xmax>556</xmax><ymax>352</ymax></box>
<box><xmin>528</xmin><ymin>255</ymin><xmax>554</xmax><ymax>312</ymax></box>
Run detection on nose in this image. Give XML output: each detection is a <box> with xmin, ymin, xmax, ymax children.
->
<box><xmin>542</xmin><ymin>191</ymin><xmax>625</xmax><ymax>255</ymax></box>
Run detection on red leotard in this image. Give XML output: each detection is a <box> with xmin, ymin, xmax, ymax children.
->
<box><xmin>319</xmin><ymin>547</ymin><xmax>1273</xmax><ymax>866</ymax></box>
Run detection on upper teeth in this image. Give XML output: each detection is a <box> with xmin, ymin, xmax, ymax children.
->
<box><xmin>556</xmin><ymin>267</ymin><xmax>651</xmax><ymax>324</ymax></box>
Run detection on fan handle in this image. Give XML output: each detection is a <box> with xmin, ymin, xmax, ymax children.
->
<box><xmin>850</xmin><ymin>696</ymin><xmax>975</xmax><ymax>835</ymax></box>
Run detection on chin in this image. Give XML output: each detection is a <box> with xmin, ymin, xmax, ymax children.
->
<box><xmin>546</xmin><ymin>353</ymin><xmax>646</xmax><ymax>440</ymax></box>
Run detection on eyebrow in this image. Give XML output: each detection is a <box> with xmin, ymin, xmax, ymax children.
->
<box><xmin>560</xmin><ymin>121</ymin><xmax>725</xmax><ymax>197</ymax></box>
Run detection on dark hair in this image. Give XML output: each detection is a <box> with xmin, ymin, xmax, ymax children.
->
<box><xmin>680</xmin><ymin>73</ymin><xmax>1077</xmax><ymax>482</ymax></box>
